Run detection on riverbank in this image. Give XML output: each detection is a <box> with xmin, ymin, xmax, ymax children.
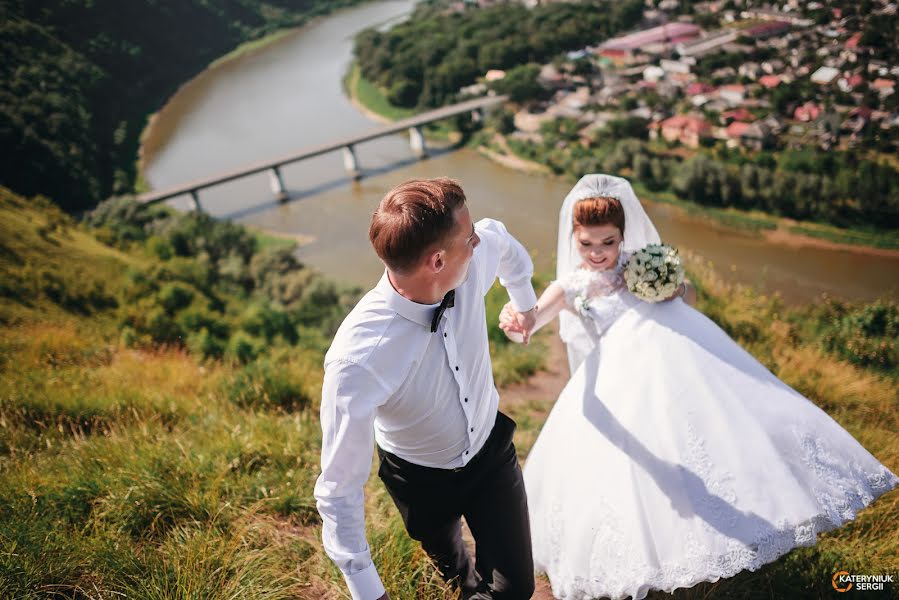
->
<box><xmin>344</xmin><ymin>62</ymin><xmax>898</xmax><ymax>257</ymax></box>
<box><xmin>631</xmin><ymin>183</ymin><xmax>899</xmax><ymax>259</ymax></box>
<box><xmin>492</xmin><ymin>138</ymin><xmax>899</xmax><ymax>257</ymax></box>
<box><xmin>343</xmin><ymin>62</ymin><xmax>461</xmax><ymax>143</ymax></box>
<box><xmin>134</xmin><ymin>2</ymin><xmax>375</xmax><ymax>196</ymax></box>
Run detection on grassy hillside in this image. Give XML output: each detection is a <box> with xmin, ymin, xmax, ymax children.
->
<box><xmin>0</xmin><ymin>190</ymin><xmax>896</xmax><ymax>598</ymax></box>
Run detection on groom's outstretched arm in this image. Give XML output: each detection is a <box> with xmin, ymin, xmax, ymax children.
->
<box><xmin>474</xmin><ymin>218</ymin><xmax>537</xmax><ymax>315</ymax></box>
<box><xmin>314</xmin><ymin>359</ymin><xmax>390</xmax><ymax>600</ymax></box>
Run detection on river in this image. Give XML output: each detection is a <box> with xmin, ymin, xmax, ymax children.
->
<box><xmin>140</xmin><ymin>0</ymin><xmax>899</xmax><ymax>304</ymax></box>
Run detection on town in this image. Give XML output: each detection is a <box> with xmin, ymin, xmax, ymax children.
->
<box><xmin>460</xmin><ymin>0</ymin><xmax>898</xmax><ymax>155</ymax></box>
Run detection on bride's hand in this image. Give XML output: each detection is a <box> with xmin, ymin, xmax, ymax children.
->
<box><xmin>498</xmin><ymin>302</ymin><xmax>526</xmax><ymax>343</ymax></box>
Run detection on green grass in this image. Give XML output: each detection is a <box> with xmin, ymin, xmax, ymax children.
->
<box><xmin>634</xmin><ymin>179</ymin><xmax>899</xmax><ymax>249</ymax></box>
<box><xmin>344</xmin><ymin>63</ymin><xmax>416</xmax><ymax>122</ymax></box>
<box><xmin>789</xmin><ymin>223</ymin><xmax>899</xmax><ymax>251</ymax></box>
<box><xmin>0</xmin><ymin>189</ymin><xmax>542</xmax><ymax>598</ymax></box>
<box><xmin>633</xmin><ymin>183</ymin><xmax>780</xmax><ymax>234</ymax></box>
<box><xmin>1</xmin><ymin>190</ymin><xmax>896</xmax><ymax>599</ymax></box>
<box><xmin>247</xmin><ymin>226</ymin><xmax>303</xmax><ymax>253</ymax></box>
<box><xmin>344</xmin><ymin>62</ymin><xmax>459</xmax><ymax>142</ymax></box>
<box><xmin>495</xmin><ymin>137</ymin><xmax>898</xmax><ymax>251</ymax></box>
<box><xmin>209</xmin><ymin>29</ymin><xmax>299</xmax><ymax>70</ymax></box>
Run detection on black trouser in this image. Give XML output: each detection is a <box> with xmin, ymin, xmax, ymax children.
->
<box><xmin>377</xmin><ymin>411</ymin><xmax>534</xmax><ymax>600</ymax></box>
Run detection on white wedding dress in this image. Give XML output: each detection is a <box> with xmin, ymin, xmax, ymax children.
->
<box><xmin>523</xmin><ymin>263</ymin><xmax>899</xmax><ymax>600</ymax></box>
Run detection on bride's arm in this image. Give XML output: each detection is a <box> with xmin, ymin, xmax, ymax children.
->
<box><xmin>499</xmin><ymin>282</ymin><xmax>567</xmax><ymax>342</ymax></box>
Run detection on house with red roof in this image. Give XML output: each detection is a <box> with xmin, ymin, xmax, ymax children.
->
<box><xmin>650</xmin><ymin>114</ymin><xmax>712</xmax><ymax>148</ymax></box>
<box><xmin>686</xmin><ymin>82</ymin><xmax>716</xmax><ymax>96</ymax></box>
<box><xmin>873</xmin><ymin>78</ymin><xmax>895</xmax><ymax>96</ymax></box>
<box><xmin>720</xmin><ymin>108</ymin><xmax>755</xmax><ymax>124</ymax></box>
<box><xmin>602</xmin><ymin>23</ymin><xmax>701</xmax><ymax>51</ymax></box>
<box><xmin>759</xmin><ymin>75</ymin><xmax>782</xmax><ymax>89</ymax></box>
<box><xmin>793</xmin><ymin>102</ymin><xmax>821</xmax><ymax>122</ymax></box>
<box><xmin>745</xmin><ymin>21</ymin><xmax>790</xmax><ymax>39</ymax></box>
<box><xmin>724</xmin><ymin>121</ymin><xmax>771</xmax><ymax>150</ymax></box>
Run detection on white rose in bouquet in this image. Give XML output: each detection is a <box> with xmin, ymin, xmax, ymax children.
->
<box><xmin>623</xmin><ymin>244</ymin><xmax>684</xmax><ymax>303</ymax></box>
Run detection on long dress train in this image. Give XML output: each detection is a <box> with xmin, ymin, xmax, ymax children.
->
<box><xmin>524</xmin><ymin>266</ymin><xmax>898</xmax><ymax>600</ymax></box>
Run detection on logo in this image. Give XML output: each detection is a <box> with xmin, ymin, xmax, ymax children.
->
<box><xmin>833</xmin><ymin>571</ymin><xmax>852</xmax><ymax>593</ymax></box>
<box><xmin>832</xmin><ymin>571</ymin><xmax>894</xmax><ymax>592</ymax></box>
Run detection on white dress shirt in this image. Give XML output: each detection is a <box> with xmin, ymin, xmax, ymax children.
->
<box><xmin>313</xmin><ymin>218</ymin><xmax>537</xmax><ymax>600</ymax></box>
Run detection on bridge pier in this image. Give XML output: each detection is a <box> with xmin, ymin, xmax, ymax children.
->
<box><xmin>268</xmin><ymin>166</ymin><xmax>289</xmax><ymax>202</ymax></box>
<box><xmin>342</xmin><ymin>145</ymin><xmax>361</xmax><ymax>179</ymax></box>
<box><xmin>409</xmin><ymin>126</ymin><xmax>427</xmax><ymax>159</ymax></box>
<box><xmin>136</xmin><ymin>95</ymin><xmax>509</xmax><ymax>207</ymax></box>
<box><xmin>189</xmin><ymin>190</ymin><xmax>202</xmax><ymax>212</ymax></box>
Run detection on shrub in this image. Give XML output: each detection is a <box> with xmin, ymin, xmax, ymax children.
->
<box><xmin>226</xmin><ymin>359</ymin><xmax>309</xmax><ymax>411</ymax></box>
<box><xmin>156</xmin><ymin>282</ymin><xmax>195</xmax><ymax>314</ymax></box>
<box><xmin>187</xmin><ymin>327</ymin><xmax>226</xmax><ymax>360</ymax></box>
<box><xmin>227</xmin><ymin>331</ymin><xmax>263</xmax><ymax>364</ymax></box>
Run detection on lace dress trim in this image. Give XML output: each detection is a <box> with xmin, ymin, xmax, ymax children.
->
<box><xmin>538</xmin><ymin>424</ymin><xmax>899</xmax><ymax>600</ymax></box>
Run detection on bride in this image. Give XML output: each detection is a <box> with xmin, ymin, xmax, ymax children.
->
<box><xmin>499</xmin><ymin>174</ymin><xmax>898</xmax><ymax>600</ymax></box>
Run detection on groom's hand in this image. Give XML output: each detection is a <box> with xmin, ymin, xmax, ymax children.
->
<box><xmin>498</xmin><ymin>302</ymin><xmax>527</xmax><ymax>343</ymax></box>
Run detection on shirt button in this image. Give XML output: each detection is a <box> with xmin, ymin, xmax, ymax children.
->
<box><xmin>455</xmin><ymin>366</ymin><xmax>459</xmax><ymax>371</ymax></box>
<box><xmin>464</xmin><ymin>398</ymin><xmax>468</xmax><ymax>402</ymax></box>
<box><xmin>444</xmin><ymin>332</ymin><xmax>447</xmax><ymax>337</ymax></box>
<box><xmin>470</xmin><ymin>427</ymin><xmax>474</xmax><ymax>432</ymax></box>
<box><xmin>465</xmin><ymin>451</ymin><xmax>469</xmax><ymax>455</ymax></box>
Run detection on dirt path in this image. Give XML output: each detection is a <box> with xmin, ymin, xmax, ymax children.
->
<box><xmin>476</xmin><ymin>134</ymin><xmax>553</xmax><ymax>176</ymax></box>
<box><xmin>501</xmin><ymin>320</ymin><xmax>570</xmax><ymax>410</ymax></box>
<box><xmin>505</xmin><ymin>323</ymin><xmax>567</xmax><ymax>600</ymax></box>
<box><xmin>459</xmin><ymin>324</ymin><xmax>569</xmax><ymax>599</ymax></box>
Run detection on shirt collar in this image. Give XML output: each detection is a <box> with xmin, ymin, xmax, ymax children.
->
<box><xmin>376</xmin><ymin>271</ymin><xmax>441</xmax><ymax>329</ymax></box>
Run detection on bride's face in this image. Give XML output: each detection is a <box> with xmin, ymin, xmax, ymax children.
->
<box><xmin>574</xmin><ymin>223</ymin><xmax>622</xmax><ymax>271</ymax></box>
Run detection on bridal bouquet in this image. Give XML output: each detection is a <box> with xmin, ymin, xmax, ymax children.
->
<box><xmin>623</xmin><ymin>244</ymin><xmax>684</xmax><ymax>303</ymax></box>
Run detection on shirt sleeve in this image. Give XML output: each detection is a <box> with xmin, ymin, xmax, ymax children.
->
<box><xmin>474</xmin><ymin>218</ymin><xmax>537</xmax><ymax>312</ymax></box>
<box><xmin>314</xmin><ymin>359</ymin><xmax>391</xmax><ymax>600</ymax></box>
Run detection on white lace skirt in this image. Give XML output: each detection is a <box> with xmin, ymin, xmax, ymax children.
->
<box><xmin>524</xmin><ymin>301</ymin><xmax>898</xmax><ymax>600</ymax></box>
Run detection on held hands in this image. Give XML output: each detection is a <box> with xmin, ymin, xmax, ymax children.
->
<box><xmin>498</xmin><ymin>302</ymin><xmax>537</xmax><ymax>344</ymax></box>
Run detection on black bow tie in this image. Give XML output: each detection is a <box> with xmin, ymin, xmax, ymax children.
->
<box><xmin>430</xmin><ymin>289</ymin><xmax>455</xmax><ymax>333</ymax></box>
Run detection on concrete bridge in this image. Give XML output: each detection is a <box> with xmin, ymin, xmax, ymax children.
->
<box><xmin>137</xmin><ymin>94</ymin><xmax>508</xmax><ymax>210</ymax></box>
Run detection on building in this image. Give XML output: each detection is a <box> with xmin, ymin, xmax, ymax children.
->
<box><xmin>676</xmin><ymin>30</ymin><xmax>737</xmax><ymax>57</ymax></box>
<box><xmin>873</xmin><ymin>78</ymin><xmax>896</xmax><ymax>97</ymax></box>
<box><xmin>686</xmin><ymin>82</ymin><xmax>716</xmax><ymax>96</ymax></box>
<box><xmin>650</xmin><ymin>114</ymin><xmax>712</xmax><ymax>148</ymax></box>
<box><xmin>719</xmin><ymin>84</ymin><xmax>746</xmax><ymax>106</ymax></box>
<box><xmin>721</xmin><ymin>108</ymin><xmax>756</xmax><ymax>124</ymax></box>
<box><xmin>601</xmin><ymin>23</ymin><xmax>701</xmax><ymax>52</ymax></box>
<box><xmin>759</xmin><ymin>74</ymin><xmax>782</xmax><ymax>89</ymax></box>
<box><xmin>745</xmin><ymin>21</ymin><xmax>791</xmax><ymax>39</ymax></box>
<box><xmin>724</xmin><ymin>121</ymin><xmax>770</xmax><ymax>150</ymax></box>
<box><xmin>740</xmin><ymin>8</ymin><xmax>813</xmax><ymax>27</ymax></box>
<box><xmin>794</xmin><ymin>102</ymin><xmax>822</xmax><ymax>122</ymax></box>
<box><xmin>810</xmin><ymin>66</ymin><xmax>840</xmax><ymax>85</ymax></box>
<box><xmin>837</xmin><ymin>73</ymin><xmax>864</xmax><ymax>93</ymax></box>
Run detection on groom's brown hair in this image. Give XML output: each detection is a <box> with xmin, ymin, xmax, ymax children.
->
<box><xmin>370</xmin><ymin>177</ymin><xmax>467</xmax><ymax>273</ymax></box>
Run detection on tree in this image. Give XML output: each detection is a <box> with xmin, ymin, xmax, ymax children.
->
<box><xmin>491</xmin><ymin>63</ymin><xmax>543</xmax><ymax>103</ymax></box>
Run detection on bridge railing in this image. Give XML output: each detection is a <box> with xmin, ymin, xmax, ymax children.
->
<box><xmin>137</xmin><ymin>94</ymin><xmax>508</xmax><ymax>210</ymax></box>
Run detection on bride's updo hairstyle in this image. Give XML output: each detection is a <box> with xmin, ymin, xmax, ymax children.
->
<box><xmin>572</xmin><ymin>196</ymin><xmax>626</xmax><ymax>235</ymax></box>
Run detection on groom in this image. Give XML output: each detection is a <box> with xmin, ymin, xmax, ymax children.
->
<box><xmin>314</xmin><ymin>177</ymin><xmax>538</xmax><ymax>600</ymax></box>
